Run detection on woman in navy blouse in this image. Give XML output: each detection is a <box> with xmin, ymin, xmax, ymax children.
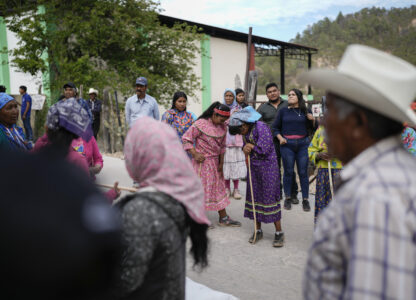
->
<box><xmin>272</xmin><ymin>88</ymin><xmax>315</xmax><ymax>212</ymax></box>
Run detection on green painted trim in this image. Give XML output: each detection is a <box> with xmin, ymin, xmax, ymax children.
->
<box><xmin>0</xmin><ymin>17</ymin><xmax>11</xmax><ymax>92</ymax></box>
<box><xmin>200</xmin><ymin>35</ymin><xmax>211</xmax><ymax>111</ymax></box>
<box><xmin>37</xmin><ymin>5</ymin><xmax>51</xmax><ymax>105</ymax></box>
<box><xmin>281</xmin><ymin>94</ymin><xmax>314</xmax><ymax>101</ymax></box>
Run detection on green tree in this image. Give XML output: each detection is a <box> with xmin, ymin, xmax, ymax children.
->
<box><xmin>5</xmin><ymin>0</ymin><xmax>202</xmax><ymax>106</ymax></box>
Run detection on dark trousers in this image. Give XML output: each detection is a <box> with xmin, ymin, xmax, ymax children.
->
<box><xmin>273</xmin><ymin>136</ymin><xmax>298</xmax><ymax>198</ymax></box>
<box><xmin>22</xmin><ymin>115</ymin><xmax>33</xmax><ymax>141</ymax></box>
<box><xmin>280</xmin><ymin>137</ymin><xmax>310</xmax><ymax>199</ymax></box>
<box><xmin>92</xmin><ymin>118</ymin><xmax>100</xmax><ymax>140</ymax></box>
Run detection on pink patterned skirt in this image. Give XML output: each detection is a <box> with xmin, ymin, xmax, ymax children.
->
<box><xmin>192</xmin><ymin>156</ymin><xmax>230</xmax><ymax>211</ymax></box>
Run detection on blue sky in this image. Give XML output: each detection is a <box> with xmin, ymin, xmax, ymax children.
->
<box><xmin>159</xmin><ymin>0</ymin><xmax>415</xmax><ymax>42</ymax></box>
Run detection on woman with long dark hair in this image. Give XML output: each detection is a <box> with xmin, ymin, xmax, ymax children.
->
<box><xmin>34</xmin><ymin>98</ymin><xmax>119</xmax><ymax>199</ymax></box>
<box><xmin>162</xmin><ymin>91</ymin><xmax>196</xmax><ymax>141</ymax></box>
<box><xmin>272</xmin><ymin>88</ymin><xmax>315</xmax><ymax>212</ymax></box>
<box><xmin>182</xmin><ymin>102</ymin><xmax>241</xmax><ymax>227</ymax></box>
<box><xmin>115</xmin><ymin>117</ymin><xmax>209</xmax><ymax>299</ymax></box>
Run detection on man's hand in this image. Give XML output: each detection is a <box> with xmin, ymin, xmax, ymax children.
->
<box><xmin>243</xmin><ymin>143</ymin><xmax>255</xmax><ymax>155</ymax></box>
<box><xmin>22</xmin><ymin>114</ymin><xmax>26</xmax><ymax>121</ymax></box>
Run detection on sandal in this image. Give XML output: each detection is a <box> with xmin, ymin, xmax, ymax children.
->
<box><xmin>218</xmin><ymin>216</ymin><xmax>241</xmax><ymax>227</ymax></box>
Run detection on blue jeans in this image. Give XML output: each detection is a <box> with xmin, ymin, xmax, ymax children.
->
<box><xmin>22</xmin><ymin>115</ymin><xmax>33</xmax><ymax>141</ymax></box>
<box><xmin>280</xmin><ymin>137</ymin><xmax>310</xmax><ymax>199</ymax></box>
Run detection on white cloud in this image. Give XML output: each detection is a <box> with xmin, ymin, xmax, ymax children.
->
<box><xmin>159</xmin><ymin>0</ymin><xmax>414</xmax><ymax>28</ymax></box>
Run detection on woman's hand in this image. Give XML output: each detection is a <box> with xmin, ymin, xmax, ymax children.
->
<box><xmin>307</xmin><ymin>113</ymin><xmax>314</xmax><ymax>121</ymax></box>
<box><xmin>278</xmin><ymin>136</ymin><xmax>287</xmax><ymax>145</ymax></box>
<box><xmin>113</xmin><ymin>181</ymin><xmax>121</xmax><ymax>198</ymax></box>
<box><xmin>193</xmin><ymin>152</ymin><xmax>205</xmax><ymax>163</ymax></box>
<box><xmin>89</xmin><ymin>164</ymin><xmax>102</xmax><ymax>175</ymax></box>
<box><xmin>317</xmin><ymin>152</ymin><xmax>331</xmax><ymax>161</ymax></box>
<box><xmin>243</xmin><ymin>143</ymin><xmax>255</xmax><ymax>155</ymax></box>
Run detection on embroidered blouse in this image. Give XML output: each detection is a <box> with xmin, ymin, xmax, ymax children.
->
<box><xmin>162</xmin><ymin>109</ymin><xmax>195</xmax><ymax>141</ymax></box>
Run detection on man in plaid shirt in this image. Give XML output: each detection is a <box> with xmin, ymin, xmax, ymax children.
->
<box><xmin>299</xmin><ymin>45</ymin><xmax>416</xmax><ymax>299</ymax></box>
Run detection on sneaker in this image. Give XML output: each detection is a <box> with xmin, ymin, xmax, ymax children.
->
<box><xmin>218</xmin><ymin>216</ymin><xmax>241</xmax><ymax>227</ymax></box>
<box><xmin>273</xmin><ymin>232</ymin><xmax>285</xmax><ymax>247</ymax></box>
<box><xmin>291</xmin><ymin>194</ymin><xmax>299</xmax><ymax>204</ymax></box>
<box><xmin>302</xmin><ymin>200</ymin><xmax>311</xmax><ymax>212</ymax></box>
<box><xmin>284</xmin><ymin>198</ymin><xmax>292</xmax><ymax>210</ymax></box>
<box><xmin>233</xmin><ymin>189</ymin><xmax>242</xmax><ymax>199</ymax></box>
<box><xmin>248</xmin><ymin>230</ymin><xmax>263</xmax><ymax>244</ymax></box>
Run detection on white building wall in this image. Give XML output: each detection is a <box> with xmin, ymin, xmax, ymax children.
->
<box><xmin>6</xmin><ymin>27</ymin><xmax>43</xmax><ymax>95</ymax></box>
<box><xmin>210</xmin><ymin>37</ymin><xmax>246</xmax><ymax>103</ymax></box>
<box><xmin>182</xmin><ymin>40</ymin><xmax>203</xmax><ymax>118</ymax></box>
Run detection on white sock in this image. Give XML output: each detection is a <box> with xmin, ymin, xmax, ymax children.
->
<box><xmin>275</xmin><ymin>231</ymin><xmax>283</xmax><ymax>235</ymax></box>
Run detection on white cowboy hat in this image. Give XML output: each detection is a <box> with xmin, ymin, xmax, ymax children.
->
<box><xmin>88</xmin><ymin>88</ymin><xmax>98</xmax><ymax>95</ymax></box>
<box><xmin>298</xmin><ymin>44</ymin><xmax>416</xmax><ymax>125</ymax></box>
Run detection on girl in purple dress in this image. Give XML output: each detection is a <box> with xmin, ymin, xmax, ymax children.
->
<box><xmin>229</xmin><ymin>106</ymin><xmax>284</xmax><ymax>247</ymax></box>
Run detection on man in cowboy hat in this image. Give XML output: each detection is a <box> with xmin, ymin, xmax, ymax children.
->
<box><xmin>299</xmin><ymin>45</ymin><xmax>416</xmax><ymax>299</ymax></box>
<box><xmin>87</xmin><ymin>88</ymin><xmax>102</xmax><ymax>139</ymax></box>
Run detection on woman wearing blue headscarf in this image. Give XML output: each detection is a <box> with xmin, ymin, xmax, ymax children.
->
<box><xmin>0</xmin><ymin>93</ymin><xmax>31</xmax><ymax>151</ymax></box>
<box><xmin>222</xmin><ymin>88</ymin><xmax>247</xmax><ymax>199</ymax></box>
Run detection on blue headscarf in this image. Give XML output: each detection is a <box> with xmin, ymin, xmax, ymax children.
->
<box><xmin>229</xmin><ymin>106</ymin><xmax>261</xmax><ymax>126</ymax></box>
<box><xmin>47</xmin><ymin>98</ymin><xmax>93</xmax><ymax>141</ymax></box>
<box><xmin>222</xmin><ymin>89</ymin><xmax>237</xmax><ymax>110</ymax></box>
<box><xmin>0</xmin><ymin>93</ymin><xmax>14</xmax><ymax>110</ymax></box>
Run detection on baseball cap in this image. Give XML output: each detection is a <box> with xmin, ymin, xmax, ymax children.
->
<box><xmin>63</xmin><ymin>82</ymin><xmax>76</xmax><ymax>89</ymax></box>
<box><xmin>135</xmin><ymin>77</ymin><xmax>148</xmax><ymax>86</ymax></box>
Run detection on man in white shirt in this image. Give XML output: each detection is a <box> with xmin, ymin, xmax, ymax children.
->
<box><xmin>299</xmin><ymin>45</ymin><xmax>416</xmax><ymax>299</ymax></box>
<box><xmin>125</xmin><ymin>77</ymin><xmax>159</xmax><ymax>128</ymax></box>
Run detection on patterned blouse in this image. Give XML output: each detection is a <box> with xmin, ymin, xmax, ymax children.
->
<box><xmin>308</xmin><ymin>126</ymin><xmax>343</xmax><ymax>169</ymax></box>
<box><xmin>162</xmin><ymin>109</ymin><xmax>195</xmax><ymax>141</ymax></box>
<box><xmin>401</xmin><ymin>126</ymin><xmax>416</xmax><ymax>156</ymax></box>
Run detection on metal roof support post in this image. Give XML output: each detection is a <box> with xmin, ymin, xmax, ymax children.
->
<box><xmin>244</xmin><ymin>27</ymin><xmax>253</xmax><ymax>106</ymax></box>
<box><xmin>308</xmin><ymin>52</ymin><xmax>312</xmax><ymax>95</ymax></box>
<box><xmin>280</xmin><ymin>48</ymin><xmax>285</xmax><ymax>94</ymax></box>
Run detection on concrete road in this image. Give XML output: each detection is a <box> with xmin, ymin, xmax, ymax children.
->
<box><xmin>97</xmin><ymin>155</ymin><xmax>315</xmax><ymax>300</ymax></box>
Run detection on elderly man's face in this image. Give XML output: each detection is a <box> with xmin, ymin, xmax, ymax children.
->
<box><xmin>323</xmin><ymin>93</ymin><xmax>355</xmax><ymax>164</ymax></box>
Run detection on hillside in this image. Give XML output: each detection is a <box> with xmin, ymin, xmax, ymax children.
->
<box><xmin>256</xmin><ymin>6</ymin><xmax>416</xmax><ymax>99</ymax></box>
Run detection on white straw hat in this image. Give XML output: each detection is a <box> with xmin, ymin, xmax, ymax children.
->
<box><xmin>298</xmin><ymin>44</ymin><xmax>416</xmax><ymax>125</ymax></box>
<box><xmin>88</xmin><ymin>88</ymin><xmax>98</xmax><ymax>95</ymax></box>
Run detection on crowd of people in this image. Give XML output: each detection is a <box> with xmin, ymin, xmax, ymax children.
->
<box><xmin>0</xmin><ymin>44</ymin><xmax>416</xmax><ymax>299</ymax></box>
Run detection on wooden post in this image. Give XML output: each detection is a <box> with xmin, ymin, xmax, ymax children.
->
<box><xmin>244</xmin><ymin>27</ymin><xmax>253</xmax><ymax>106</ymax></box>
<box><xmin>114</xmin><ymin>91</ymin><xmax>124</xmax><ymax>146</ymax></box>
<box><xmin>102</xmin><ymin>89</ymin><xmax>112</xmax><ymax>153</ymax></box>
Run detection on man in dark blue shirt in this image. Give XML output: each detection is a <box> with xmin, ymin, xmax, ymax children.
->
<box><xmin>19</xmin><ymin>85</ymin><xmax>33</xmax><ymax>143</ymax></box>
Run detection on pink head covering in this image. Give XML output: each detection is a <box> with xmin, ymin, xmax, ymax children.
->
<box><xmin>124</xmin><ymin>117</ymin><xmax>210</xmax><ymax>225</ymax></box>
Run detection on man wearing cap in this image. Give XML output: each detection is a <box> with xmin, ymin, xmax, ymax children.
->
<box><xmin>87</xmin><ymin>88</ymin><xmax>102</xmax><ymax>139</ymax></box>
<box><xmin>300</xmin><ymin>45</ymin><xmax>416</xmax><ymax>299</ymax></box>
<box><xmin>62</xmin><ymin>82</ymin><xmax>92</xmax><ymax>121</ymax></box>
<box><xmin>125</xmin><ymin>76</ymin><xmax>159</xmax><ymax>128</ymax></box>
